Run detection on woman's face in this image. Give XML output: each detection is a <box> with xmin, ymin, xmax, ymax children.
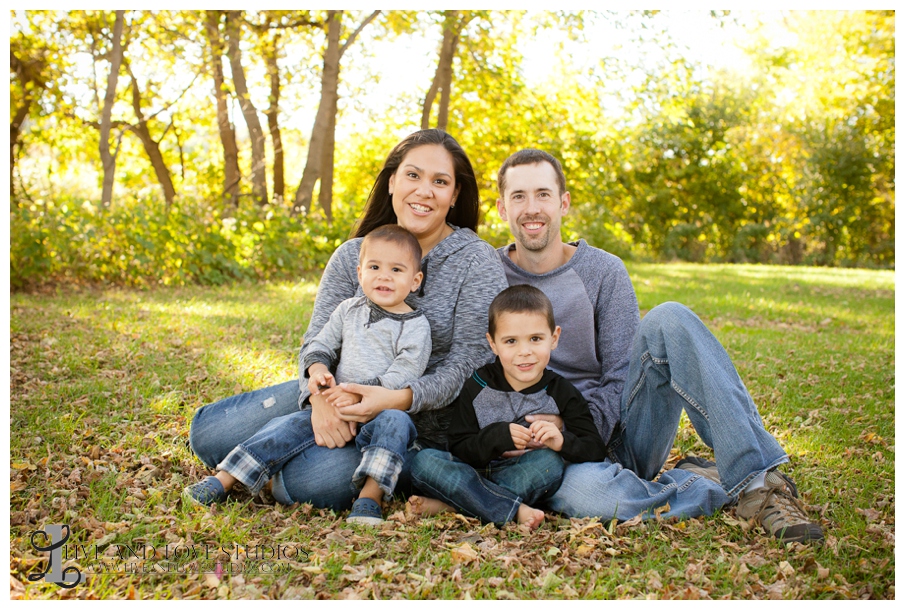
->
<box><xmin>388</xmin><ymin>144</ymin><xmax>460</xmax><ymax>245</ymax></box>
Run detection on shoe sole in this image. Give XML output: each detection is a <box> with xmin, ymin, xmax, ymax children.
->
<box><xmin>676</xmin><ymin>457</ymin><xmax>721</xmax><ymax>485</ymax></box>
<box><xmin>775</xmin><ymin>524</ymin><xmax>825</xmax><ymax>544</ymax></box>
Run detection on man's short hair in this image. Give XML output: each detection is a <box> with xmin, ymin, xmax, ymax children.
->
<box><xmin>361</xmin><ymin>224</ymin><xmax>422</xmax><ymax>271</ymax></box>
<box><xmin>497</xmin><ymin>149</ymin><xmax>567</xmax><ymax>197</ymax></box>
<box><xmin>488</xmin><ymin>284</ymin><xmax>556</xmax><ymax>337</ymax></box>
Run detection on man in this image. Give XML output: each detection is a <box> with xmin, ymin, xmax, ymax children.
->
<box><xmin>494</xmin><ymin>149</ymin><xmax>823</xmax><ymax>544</ymax></box>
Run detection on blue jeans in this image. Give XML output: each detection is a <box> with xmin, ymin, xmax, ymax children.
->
<box><xmin>411</xmin><ymin>448</ymin><xmax>564</xmax><ymax>525</ymax></box>
<box><xmin>215</xmin><ymin>408</ymin><xmax>416</xmax><ymax>500</ymax></box>
<box><xmin>189</xmin><ymin>381</ymin><xmax>418</xmax><ymax>510</ymax></box>
<box><xmin>546</xmin><ymin>302</ymin><xmax>789</xmax><ymax>520</ymax></box>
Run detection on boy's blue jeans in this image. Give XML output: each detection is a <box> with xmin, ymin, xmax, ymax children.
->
<box><xmin>410</xmin><ymin>448</ymin><xmax>564</xmax><ymax>525</ymax></box>
<box><xmin>214</xmin><ymin>407</ymin><xmax>416</xmax><ymax>501</ymax></box>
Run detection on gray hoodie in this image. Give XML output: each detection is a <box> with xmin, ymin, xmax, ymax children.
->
<box><xmin>298</xmin><ymin>226</ymin><xmax>508</xmax><ymax>447</ymax></box>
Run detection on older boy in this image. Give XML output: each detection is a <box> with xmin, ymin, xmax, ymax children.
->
<box><xmin>409</xmin><ymin>285</ymin><xmax>606</xmax><ymax>529</ymax></box>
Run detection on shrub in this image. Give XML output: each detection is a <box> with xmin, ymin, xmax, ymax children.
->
<box><xmin>10</xmin><ymin>196</ymin><xmax>353</xmax><ymax>289</ymax></box>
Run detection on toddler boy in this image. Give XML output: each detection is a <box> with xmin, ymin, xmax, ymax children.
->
<box><xmin>184</xmin><ymin>225</ymin><xmax>431</xmax><ymax>525</ymax></box>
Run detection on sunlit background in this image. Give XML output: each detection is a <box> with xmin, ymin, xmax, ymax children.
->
<box><xmin>9</xmin><ymin>10</ymin><xmax>894</xmax><ymax>289</ymax></box>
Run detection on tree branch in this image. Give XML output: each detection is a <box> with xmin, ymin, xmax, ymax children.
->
<box><xmin>339</xmin><ymin>10</ymin><xmax>380</xmax><ymax>58</ymax></box>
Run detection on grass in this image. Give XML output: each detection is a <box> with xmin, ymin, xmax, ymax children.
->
<box><xmin>9</xmin><ymin>263</ymin><xmax>894</xmax><ymax>599</ymax></box>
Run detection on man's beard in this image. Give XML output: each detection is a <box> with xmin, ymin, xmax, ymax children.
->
<box><xmin>515</xmin><ymin>214</ymin><xmax>554</xmax><ymax>251</ymax></box>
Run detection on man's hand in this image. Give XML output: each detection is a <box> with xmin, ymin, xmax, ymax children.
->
<box><xmin>306</xmin><ymin>364</ymin><xmax>335</xmax><ymax>396</ymax></box>
<box><xmin>529</xmin><ymin>420</ymin><xmax>564</xmax><ymax>452</ymax></box>
<box><xmin>310</xmin><ymin>393</ymin><xmax>356</xmax><ymax>448</ymax></box>
<box><xmin>509</xmin><ymin>423</ymin><xmax>533</xmax><ymax>450</ymax></box>
<box><xmin>524</xmin><ymin>414</ymin><xmax>564</xmax><ymax>449</ymax></box>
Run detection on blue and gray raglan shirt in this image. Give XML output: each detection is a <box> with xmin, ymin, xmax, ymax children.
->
<box><xmin>498</xmin><ymin>240</ymin><xmax>640</xmax><ymax>445</ymax></box>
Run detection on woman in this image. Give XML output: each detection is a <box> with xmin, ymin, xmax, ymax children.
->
<box><xmin>189</xmin><ymin>129</ymin><xmax>508</xmax><ymax>510</ymax></box>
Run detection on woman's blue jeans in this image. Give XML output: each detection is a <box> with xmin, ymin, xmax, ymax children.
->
<box><xmin>410</xmin><ymin>448</ymin><xmax>564</xmax><ymax>525</ymax></box>
<box><xmin>544</xmin><ymin>302</ymin><xmax>789</xmax><ymax>521</ymax></box>
<box><xmin>189</xmin><ymin>382</ymin><xmax>417</xmax><ymax>510</ymax></box>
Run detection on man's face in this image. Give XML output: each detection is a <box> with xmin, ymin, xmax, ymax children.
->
<box><xmin>496</xmin><ymin>162</ymin><xmax>570</xmax><ymax>253</ymax></box>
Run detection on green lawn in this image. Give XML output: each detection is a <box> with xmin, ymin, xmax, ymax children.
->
<box><xmin>9</xmin><ymin>263</ymin><xmax>894</xmax><ymax>599</ymax></box>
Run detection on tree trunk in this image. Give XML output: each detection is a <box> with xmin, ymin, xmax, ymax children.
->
<box><xmin>205</xmin><ymin>11</ymin><xmax>240</xmax><ymax>209</ymax></box>
<box><xmin>99</xmin><ymin>10</ymin><xmax>125</xmax><ymax>207</ymax></box>
<box><xmin>126</xmin><ymin>64</ymin><xmax>176</xmax><ymax>206</ymax></box>
<box><xmin>294</xmin><ymin>10</ymin><xmax>379</xmax><ymax>219</ymax></box>
<box><xmin>293</xmin><ymin>11</ymin><xmax>341</xmax><ymax>218</ymax></box>
<box><xmin>225</xmin><ymin>10</ymin><xmax>268</xmax><ymax>206</ymax></box>
<box><xmin>422</xmin><ymin>11</ymin><xmax>465</xmax><ymax>131</ymax></box>
<box><xmin>318</xmin><ymin>99</ymin><xmax>337</xmax><ymax>221</ymax></box>
<box><xmin>264</xmin><ymin>33</ymin><xmax>285</xmax><ymax>204</ymax></box>
<box><xmin>10</xmin><ymin>51</ymin><xmax>48</xmax><ymax>203</ymax></box>
<box><xmin>10</xmin><ymin>102</ymin><xmax>31</xmax><ymax>202</ymax></box>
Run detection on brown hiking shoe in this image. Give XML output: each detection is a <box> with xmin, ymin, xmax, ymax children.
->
<box><xmin>676</xmin><ymin>456</ymin><xmax>720</xmax><ymax>484</ymax></box>
<box><xmin>736</xmin><ymin>470</ymin><xmax>823</xmax><ymax>544</ymax></box>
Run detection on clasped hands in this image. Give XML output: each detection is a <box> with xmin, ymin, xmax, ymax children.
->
<box><xmin>501</xmin><ymin>414</ymin><xmax>564</xmax><ymax>458</ymax></box>
<box><xmin>307</xmin><ymin>364</ymin><xmax>389</xmax><ymax>448</ymax></box>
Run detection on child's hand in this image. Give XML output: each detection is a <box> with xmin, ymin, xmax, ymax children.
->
<box><xmin>509</xmin><ymin>423</ymin><xmax>533</xmax><ymax>450</ymax></box>
<box><xmin>524</xmin><ymin>414</ymin><xmax>563</xmax><ymax>449</ymax></box>
<box><xmin>529</xmin><ymin>420</ymin><xmax>564</xmax><ymax>452</ymax></box>
<box><xmin>322</xmin><ymin>386</ymin><xmax>362</xmax><ymax>409</ymax></box>
<box><xmin>307</xmin><ymin>364</ymin><xmax>335</xmax><ymax>396</ymax></box>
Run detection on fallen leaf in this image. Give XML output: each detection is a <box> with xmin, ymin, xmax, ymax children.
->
<box><xmin>856</xmin><ymin>507</ymin><xmax>882</xmax><ymax>522</ymax></box>
<box><xmin>450</xmin><ymin>542</ymin><xmax>478</xmax><ymax>564</ymax></box>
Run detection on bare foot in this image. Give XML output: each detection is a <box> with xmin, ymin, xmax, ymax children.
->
<box><xmin>406</xmin><ymin>495</ymin><xmax>452</xmax><ymax>518</ymax></box>
<box><xmin>516</xmin><ymin>504</ymin><xmax>545</xmax><ymax>530</ymax></box>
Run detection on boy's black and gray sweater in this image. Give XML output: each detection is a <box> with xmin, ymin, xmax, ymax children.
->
<box><xmin>447</xmin><ymin>359</ymin><xmax>608</xmax><ymax>468</ymax></box>
<box><xmin>296</xmin><ymin>226</ymin><xmax>508</xmax><ymax>448</ymax></box>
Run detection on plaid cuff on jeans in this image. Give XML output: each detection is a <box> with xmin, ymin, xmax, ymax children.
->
<box><xmin>351</xmin><ymin>446</ymin><xmax>404</xmax><ymax>502</ymax></box>
<box><xmin>217</xmin><ymin>446</ymin><xmax>269</xmax><ymax>496</ymax></box>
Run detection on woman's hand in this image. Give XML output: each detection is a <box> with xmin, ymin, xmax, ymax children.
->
<box><xmin>332</xmin><ymin>383</ymin><xmax>412</xmax><ymax>423</ymax></box>
<box><xmin>321</xmin><ymin>385</ymin><xmax>362</xmax><ymax>408</ymax></box>
<box><xmin>310</xmin><ymin>393</ymin><xmax>357</xmax><ymax>448</ymax></box>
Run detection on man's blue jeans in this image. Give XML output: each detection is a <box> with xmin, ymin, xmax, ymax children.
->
<box><xmin>189</xmin><ymin>383</ymin><xmax>418</xmax><ymax>510</ymax></box>
<box><xmin>545</xmin><ymin>302</ymin><xmax>789</xmax><ymax>520</ymax></box>
<box><xmin>411</xmin><ymin>448</ymin><xmax>564</xmax><ymax>525</ymax></box>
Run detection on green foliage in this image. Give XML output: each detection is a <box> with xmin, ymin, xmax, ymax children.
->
<box><xmin>10</xmin><ymin>197</ymin><xmax>351</xmax><ymax>288</ymax></box>
<box><xmin>9</xmin><ymin>10</ymin><xmax>895</xmax><ymax>281</ymax></box>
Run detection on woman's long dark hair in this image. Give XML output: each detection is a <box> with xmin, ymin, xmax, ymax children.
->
<box><xmin>352</xmin><ymin>129</ymin><xmax>479</xmax><ymax>238</ymax></box>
